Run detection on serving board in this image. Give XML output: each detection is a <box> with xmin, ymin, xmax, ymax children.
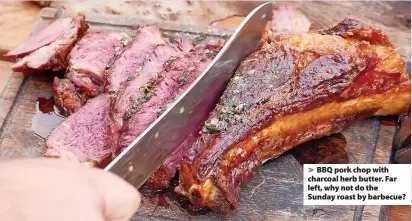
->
<box><xmin>0</xmin><ymin>3</ymin><xmax>410</xmax><ymax>221</ymax></box>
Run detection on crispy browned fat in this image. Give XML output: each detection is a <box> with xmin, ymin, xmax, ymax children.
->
<box><xmin>176</xmin><ymin>18</ymin><xmax>411</xmax><ymax>215</ymax></box>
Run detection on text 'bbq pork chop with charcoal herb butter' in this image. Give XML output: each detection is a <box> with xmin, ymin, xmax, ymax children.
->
<box><xmin>175</xmin><ymin>19</ymin><xmax>411</xmax><ymax>214</ymax></box>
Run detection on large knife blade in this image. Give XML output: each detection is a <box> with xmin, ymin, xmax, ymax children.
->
<box><xmin>105</xmin><ymin>2</ymin><xmax>273</xmax><ymax>188</ymax></box>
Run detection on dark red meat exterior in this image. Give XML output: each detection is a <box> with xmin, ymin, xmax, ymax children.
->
<box><xmin>66</xmin><ymin>32</ymin><xmax>130</xmax><ymax>97</ymax></box>
<box><xmin>46</xmin><ymin>94</ymin><xmax>112</xmax><ymax>167</ymax></box>
<box><xmin>176</xmin><ymin>19</ymin><xmax>411</xmax><ymax>214</ymax></box>
<box><xmin>10</xmin><ymin>15</ymin><xmax>88</xmax><ymax>72</ymax></box>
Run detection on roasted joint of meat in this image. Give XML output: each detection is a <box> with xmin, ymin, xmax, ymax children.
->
<box><xmin>53</xmin><ymin>31</ymin><xmax>130</xmax><ymax>114</ymax></box>
<box><xmin>8</xmin><ymin>14</ymin><xmax>88</xmax><ymax>72</ymax></box>
<box><xmin>46</xmin><ymin>25</ymin><xmax>165</xmax><ymax>166</ymax></box>
<box><xmin>45</xmin><ymin>25</ymin><xmax>209</xmax><ymax>169</ymax></box>
<box><xmin>175</xmin><ymin>19</ymin><xmax>411</xmax><ymax>214</ymax></box>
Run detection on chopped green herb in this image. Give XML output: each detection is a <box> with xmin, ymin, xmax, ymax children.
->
<box><xmin>204</xmin><ymin>123</ymin><xmax>220</xmax><ymax>134</ymax></box>
<box><xmin>205</xmin><ymin>51</ymin><xmax>214</xmax><ymax>57</ymax></box>
<box><xmin>141</xmin><ymin>84</ymin><xmax>153</xmax><ymax>96</ymax></box>
<box><xmin>121</xmin><ymin>37</ymin><xmax>130</xmax><ymax>46</ymax></box>
<box><xmin>194</xmin><ymin>35</ymin><xmax>206</xmax><ymax>45</ymax></box>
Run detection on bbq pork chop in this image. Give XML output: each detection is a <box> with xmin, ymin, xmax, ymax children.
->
<box><xmin>9</xmin><ymin>15</ymin><xmax>88</xmax><ymax>72</ymax></box>
<box><xmin>175</xmin><ymin>19</ymin><xmax>411</xmax><ymax>214</ymax></box>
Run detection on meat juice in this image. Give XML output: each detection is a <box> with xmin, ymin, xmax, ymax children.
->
<box><xmin>32</xmin><ymin>97</ymin><xmax>65</xmax><ymax>139</ymax></box>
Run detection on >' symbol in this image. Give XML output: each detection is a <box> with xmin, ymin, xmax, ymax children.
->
<box><xmin>309</xmin><ymin>168</ymin><xmax>313</xmax><ymax>173</ymax></box>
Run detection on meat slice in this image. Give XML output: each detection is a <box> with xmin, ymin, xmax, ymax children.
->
<box><xmin>271</xmin><ymin>5</ymin><xmax>311</xmax><ymax>33</ymax></box>
<box><xmin>46</xmin><ymin>94</ymin><xmax>112</xmax><ymax>167</ymax></box>
<box><xmin>116</xmin><ymin>45</ymin><xmax>221</xmax><ymax>156</ymax></box>
<box><xmin>110</xmin><ymin>44</ymin><xmax>183</xmax><ymax>156</ymax></box>
<box><xmin>105</xmin><ymin>25</ymin><xmax>165</xmax><ymax>94</ymax></box>
<box><xmin>10</xmin><ymin>15</ymin><xmax>88</xmax><ymax>72</ymax></box>
<box><xmin>176</xmin><ymin>19</ymin><xmax>411</xmax><ymax>214</ymax></box>
<box><xmin>66</xmin><ymin>32</ymin><xmax>131</xmax><ymax>97</ymax></box>
<box><xmin>53</xmin><ymin>77</ymin><xmax>86</xmax><ymax>114</ymax></box>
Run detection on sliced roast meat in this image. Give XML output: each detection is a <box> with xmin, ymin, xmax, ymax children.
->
<box><xmin>105</xmin><ymin>25</ymin><xmax>165</xmax><ymax>94</ymax></box>
<box><xmin>10</xmin><ymin>15</ymin><xmax>88</xmax><ymax>72</ymax></box>
<box><xmin>271</xmin><ymin>5</ymin><xmax>311</xmax><ymax>33</ymax></box>
<box><xmin>7</xmin><ymin>16</ymin><xmax>82</xmax><ymax>57</ymax></box>
<box><xmin>46</xmin><ymin>94</ymin><xmax>112</xmax><ymax>167</ymax></box>
<box><xmin>67</xmin><ymin>32</ymin><xmax>131</xmax><ymax>97</ymax></box>
<box><xmin>53</xmin><ymin>77</ymin><xmax>86</xmax><ymax>114</ymax></box>
<box><xmin>115</xmin><ymin>45</ymin><xmax>221</xmax><ymax>171</ymax></box>
<box><xmin>110</xmin><ymin>44</ymin><xmax>183</xmax><ymax>156</ymax></box>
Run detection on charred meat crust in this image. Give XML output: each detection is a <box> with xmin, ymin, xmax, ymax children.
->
<box><xmin>53</xmin><ymin>77</ymin><xmax>86</xmax><ymax>114</ymax></box>
<box><xmin>176</xmin><ymin>18</ymin><xmax>411</xmax><ymax>214</ymax></box>
<box><xmin>314</xmin><ymin>18</ymin><xmax>392</xmax><ymax>47</ymax></box>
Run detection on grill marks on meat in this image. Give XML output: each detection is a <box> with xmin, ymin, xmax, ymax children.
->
<box><xmin>105</xmin><ymin>26</ymin><xmax>165</xmax><ymax>94</ymax></box>
<box><xmin>46</xmin><ymin>94</ymin><xmax>112</xmax><ymax>167</ymax></box>
<box><xmin>10</xmin><ymin>15</ymin><xmax>88</xmax><ymax>72</ymax></box>
<box><xmin>176</xmin><ymin>19</ymin><xmax>411</xmax><ymax>214</ymax></box>
<box><xmin>116</xmin><ymin>46</ymin><xmax>220</xmax><ymax>156</ymax></box>
<box><xmin>66</xmin><ymin>32</ymin><xmax>131</xmax><ymax>97</ymax></box>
